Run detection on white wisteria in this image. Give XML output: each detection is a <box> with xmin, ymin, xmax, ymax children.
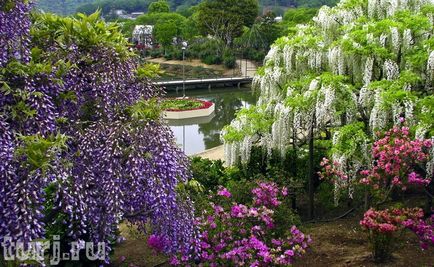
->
<box><xmin>223</xmin><ymin>0</ymin><xmax>434</xmax><ymax>169</ymax></box>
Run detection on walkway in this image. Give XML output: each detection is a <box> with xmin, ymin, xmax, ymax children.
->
<box><xmin>237</xmin><ymin>59</ymin><xmax>257</xmax><ymax>78</ymax></box>
<box><xmin>156</xmin><ymin>77</ymin><xmax>252</xmax><ymax>88</ymax></box>
<box><xmin>193</xmin><ymin>145</ymin><xmax>224</xmax><ymax>161</ymax></box>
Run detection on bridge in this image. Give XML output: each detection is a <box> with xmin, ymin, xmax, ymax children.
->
<box><xmin>155</xmin><ymin>77</ymin><xmax>253</xmax><ymax>90</ymax></box>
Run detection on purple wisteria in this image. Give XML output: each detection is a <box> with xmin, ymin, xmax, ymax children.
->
<box><xmin>0</xmin><ymin>2</ymin><xmax>197</xmax><ymax>263</ymax></box>
<box><xmin>0</xmin><ymin>0</ymin><xmax>31</xmax><ymax>67</ymax></box>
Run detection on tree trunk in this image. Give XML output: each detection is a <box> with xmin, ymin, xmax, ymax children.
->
<box><xmin>308</xmin><ymin>118</ymin><xmax>315</xmax><ymax>220</ymax></box>
<box><xmin>291</xmin><ymin>128</ymin><xmax>297</xmax><ymax>210</ymax></box>
<box><xmin>364</xmin><ymin>189</ymin><xmax>370</xmax><ymax>211</ymax></box>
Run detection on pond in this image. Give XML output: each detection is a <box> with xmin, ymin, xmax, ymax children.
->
<box><xmin>165</xmin><ymin>86</ymin><xmax>257</xmax><ymax>155</ymax></box>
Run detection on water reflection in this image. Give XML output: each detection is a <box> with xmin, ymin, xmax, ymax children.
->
<box><xmin>166</xmin><ymin>87</ymin><xmax>257</xmax><ymax>155</ymax></box>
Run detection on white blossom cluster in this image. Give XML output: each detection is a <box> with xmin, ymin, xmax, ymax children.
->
<box><xmin>223</xmin><ymin>0</ymin><xmax>434</xmax><ymax>166</ymax></box>
<box><xmin>271</xmin><ymin>103</ymin><xmax>293</xmax><ymax>158</ymax></box>
<box><xmin>331</xmin><ymin>129</ymin><xmax>368</xmax><ymax>205</ymax></box>
<box><xmin>368</xmin><ymin>0</ymin><xmax>430</xmax><ymax>19</ymax></box>
<box><xmin>328</xmin><ymin>46</ymin><xmax>345</xmax><ymax>75</ymax></box>
<box><xmin>383</xmin><ymin>59</ymin><xmax>400</xmax><ymax>80</ymax></box>
<box><xmin>426</xmin><ymin>137</ymin><xmax>434</xmax><ymax>179</ymax></box>
<box><xmin>428</xmin><ymin>51</ymin><xmax>434</xmax><ymax>83</ymax></box>
<box><xmin>369</xmin><ymin>90</ymin><xmax>389</xmax><ymax>133</ymax></box>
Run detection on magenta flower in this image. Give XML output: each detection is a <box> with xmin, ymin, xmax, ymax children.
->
<box><xmin>147</xmin><ymin>234</ymin><xmax>167</xmax><ymax>253</ymax></box>
<box><xmin>172</xmin><ymin>181</ymin><xmax>311</xmax><ymax>266</ymax></box>
<box><xmin>217</xmin><ymin>187</ymin><xmax>232</xmax><ymax>198</ymax></box>
<box><xmin>231</xmin><ymin>204</ymin><xmax>248</xmax><ymax>218</ymax></box>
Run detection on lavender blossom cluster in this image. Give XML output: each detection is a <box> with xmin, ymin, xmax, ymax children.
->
<box><xmin>0</xmin><ymin>0</ymin><xmax>31</xmax><ymax>67</ymax></box>
<box><xmin>0</xmin><ymin>1</ymin><xmax>197</xmax><ymax>262</ymax></box>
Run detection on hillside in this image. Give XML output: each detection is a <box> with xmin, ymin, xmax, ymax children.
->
<box><xmin>34</xmin><ymin>0</ymin><xmax>95</xmax><ymax>15</ymax></box>
<box><xmin>35</xmin><ymin>0</ymin><xmax>338</xmax><ymax>15</ymax></box>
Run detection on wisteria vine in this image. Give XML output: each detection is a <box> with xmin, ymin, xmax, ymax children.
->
<box><xmin>0</xmin><ymin>2</ymin><xmax>197</xmax><ymax>263</ymax></box>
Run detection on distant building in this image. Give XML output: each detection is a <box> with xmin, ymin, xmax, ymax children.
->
<box><xmin>132</xmin><ymin>25</ymin><xmax>154</xmax><ymax>49</ymax></box>
<box><xmin>113</xmin><ymin>9</ymin><xmax>126</xmax><ymax>16</ymax></box>
<box><xmin>108</xmin><ymin>9</ymin><xmax>135</xmax><ymax>20</ymax></box>
<box><xmin>274</xmin><ymin>16</ymin><xmax>283</xmax><ymax>23</ymax></box>
<box><xmin>131</xmin><ymin>12</ymin><xmax>145</xmax><ymax>18</ymax></box>
<box><xmin>107</xmin><ymin>10</ymin><xmax>145</xmax><ymax>20</ymax></box>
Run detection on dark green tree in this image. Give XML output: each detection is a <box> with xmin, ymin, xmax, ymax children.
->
<box><xmin>148</xmin><ymin>0</ymin><xmax>170</xmax><ymax>13</ymax></box>
<box><xmin>154</xmin><ymin>20</ymin><xmax>178</xmax><ymax>47</ymax></box>
<box><xmin>196</xmin><ymin>0</ymin><xmax>259</xmax><ymax>45</ymax></box>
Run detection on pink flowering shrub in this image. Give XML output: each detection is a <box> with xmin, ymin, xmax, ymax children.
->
<box><xmin>320</xmin><ymin>126</ymin><xmax>432</xmax><ymax>193</ymax></box>
<box><xmin>147</xmin><ymin>234</ymin><xmax>168</xmax><ymax>253</ymax></box>
<box><xmin>252</xmin><ymin>182</ymin><xmax>288</xmax><ymax>208</ymax></box>
<box><xmin>360</xmin><ymin>208</ymin><xmax>424</xmax><ymax>233</ymax></box>
<box><xmin>360</xmin><ymin>207</ymin><xmax>430</xmax><ymax>261</ymax></box>
<box><xmin>171</xmin><ymin>182</ymin><xmax>311</xmax><ymax>266</ymax></box>
<box><xmin>360</xmin><ymin>126</ymin><xmax>432</xmax><ymax>190</ymax></box>
<box><xmin>318</xmin><ymin>157</ymin><xmax>348</xmax><ymax>182</ymax></box>
<box><xmin>402</xmin><ymin>214</ymin><xmax>434</xmax><ymax>250</ymax></box>
<box><xmin>217</xmin><ymin>186</ymin><xmax>232</xmax><ymax>198</ymax></box>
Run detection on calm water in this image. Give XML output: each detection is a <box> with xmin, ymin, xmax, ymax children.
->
<box><xmin>165</xmin><ymin>87</ymin><xmax>257</xmax><ymax>155</ymax></box>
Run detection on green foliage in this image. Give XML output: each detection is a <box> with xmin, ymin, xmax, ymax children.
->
<box><xmin>154</xmin><ymin>19</ymin><xmax>178</xmax><ymax>47</ymax></box>
<box><xmin>223</xmin><ymin>105</ymin><xmax>273</xmax><ymax>143</ymax></box>
<box><xmin>126</xmin><ymin>98</ymin><xmax>161</xmax><ymax>121</ymax></box>
<box><xmin>316</xmin><ymin>182</ymin><xmax>336</xmax><ymax>210</ymax></box>
<box><xmin>162</xmin><ymin>46</ymin><xmax>184</xmax><ymax>60</ymax></box>
<box><xmin>75</xmin><ymin>0</ymin><xmax>151</xmax><ymax>15</ymax></box>
<box><xmin>182</xmin><ymin>14</ymin><xmax>201</xmax><ymax>39</ymax></box>
<box><xmin>148</xmin><ymin>0</ymin><xmax>170</xmax><ymax>13</ymax></box>
<box><xmin>223</xmin><ymin>49</ymin><xmax>236</xmax><ymax>68</ymax></box>
<box><xmin>282</xmin><ymin>7</ymin><xmax>318</xmax><ymax>28</ymax></box>
<box><xmin>188</xmin><ymin>38</ymin><xmax>224</xmax><ymax>64</ymax></box>
<box><xmin>129</xmin><ymin>12</ymin><xmax>187</xmax><ymax>45</ymax></box>
<box><xmin>331</xmin><ymin>122</ymin><xmax>369</xmax><ymax>158</ymax></box>
<box><xmin>161</xmin><ymin>98</ymin><xmax>204</xmax><ymax>111</ymax></box>
<box><xmin>136</xmin><ymin>63</ymin><xmax>164</xmax><ymax>78</ymax></box>
<box><xmin>16</xmin><ymin>134</ymin><xmax>69</xmax><ymax>172</ymax></box>
<box><xmin>36</xmin><ymin>0</ymin><xmax>95</xmax><ymax>15</ymax></box>
<box><xmin>175</xmin><ymin>4</ymin><xmax>196</xmax><ymax>17</ymax></box>
<box><xmin>35</xmin><ymin>0</ymin><xmax>338</xmax><ymax>16</ymax></box>
<box><xmin>43</xmin><ymin>182</ymin><xmax>69</xmax><ymax>240</ymax></box>
<box><xmin>295</xmin><ymin>0</ymin><xmax>338</xmax><ymax>7</ymax></box>
<box><xmin>234</xmin><ymin>13</ymin><xmax>282</xmax><ymax>62</ymax></box>
<box><xmin>31</xmin><ymin>11</ymin><xmax>130</xmax><ymax>56</ymax></box>
<box><xmin>196</xmin><ymin>0</ymin><xmax>259</xmax><ymax>44</ymax></box>
<box><xmin>418</xmin><ymin>96</ymin><xmax>434</xmax><ymax>137</ymax></box>
<box><xmin>190</xmin><ymin>157</ymin><xmax>229</xmax><ymax>191</ymax></box>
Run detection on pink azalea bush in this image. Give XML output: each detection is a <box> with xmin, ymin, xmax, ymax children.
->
<box><xmin>360</xmin><ymin>208</ymin><xmax>424</xmax><ymax>233</ymax></box>
<box><xmin>318</xmin><ymin>157</ymin><xmax>348</xmax><ymax>182</ymax></box>
<box><xmin>360</xmin><ymin>207</ymin><xmax>433</xmax><ymax>261</ymax></box>
<box><xmin>252</xmin><ymin>182</ymin><xmax>288</xmax><ymax>208</ymax></box>
<box><xmin>320</xmin><ymin>125</ymin><xmax>434</xmax><ymax>262</ymax></box>
<box><xmin>360</xmin><ymin>126</ymin><xmax>432</xmax><ymax>190</ymax></box>
<box><xmin>171</xmin><ymin>182</ymin><xmax>311</xmax><ymax>266</ymax></box>
<box><xmin>320</xmin><ymin>126</ymin><xmax>432</xmax><ymax>191</ymax></box>
<box><xmin>402</xmin><ymin>214</ymin><xmax>434</xmax><ymax>250</ymax></box>
<box><xmin>217</xmin><ymin>186</ymin><xmax>232</xmax><ymax>198</ymax></box>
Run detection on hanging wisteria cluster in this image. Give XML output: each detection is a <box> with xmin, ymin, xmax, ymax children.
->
<box><xmin>223</xmin><ymin>0</ymin><xmax>434</xmax><ymax>201</ymax></box>
<box><xmin>0</xmin><ymin>0</ymin><xmax>31</xmax><ymax>67</ymax></box>
<box><xmin>0</xmin><ymin>3</ymin><xmax>197</xmax><ymax>263</ymax></box>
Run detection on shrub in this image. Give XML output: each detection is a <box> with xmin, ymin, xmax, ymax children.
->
<box><xmin>360</xmin><ymin>207</ymin><xmax>426</xmax><ymax>262</ymax></box>
<box><xmin>149</xmin><ymin>48</ymin><xmax>163</xmax><ymax>58</ymax></box>
<box><xmin>171</xmin><ymin>182</ymin><xmax>310</xmax><ymax>266</ymax></box>
<box><xmin>223</xmin><ymin>49</ymin><xmax>236</xmax><ymax>69</ymax></box>
<box><xmin>190</xmin><ymin>157</ymin><xmax>228</xmax><ymax>192</ymax></box>
<box><xmin>202</xmin><ymin>54</ymin><xmax>221</xmax><ymax>65</ymax></box>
